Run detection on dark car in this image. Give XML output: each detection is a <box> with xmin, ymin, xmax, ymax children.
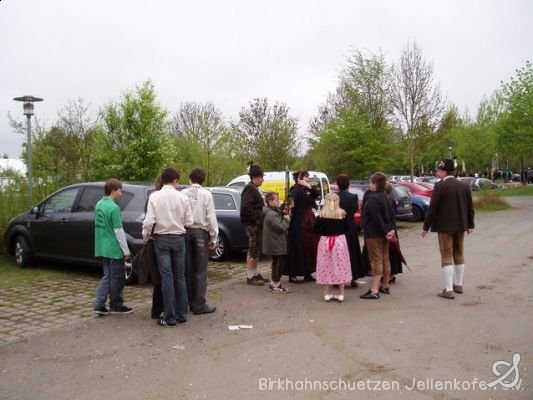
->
<box><xmin>206</xmin><ymin>187</ymin><xmax>248</xmax><ymax>261</ymax></box>
<box><xmin>354</xmin><ymin>182</ymin><xmax>413</xmax><ymax>221</ymax></box>
<box><xmin>4</xmin><ymin>182</ymin><xmax>151</xmax><ymax>284</ymax></box>
<box><xmin>4</xmin><ymin>183</ymin><xmax>249</xmax><ymax>283</ymax></box>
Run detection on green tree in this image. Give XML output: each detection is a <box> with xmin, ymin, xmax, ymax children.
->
<box><xmin>96</xmin><ymin>81</ymin><xmax>170</xmax><ymax>181</ymax></box>
<box><xmin>171</xmin><ymin>102</ymin><xmax>225</xmax><ymax>185</ymax></box>
<box><xmin>231</xmin><ymin>98</ymin><xmax>299</xmax><ymax>171</ymax></box>
<box><xmin>311</xmin><ymin>109</ymin><xmax>393</xmax><ymax>178</ymax></box>
<box><xmin>309</xmin><ymin>49</ymin><xmax>397</xmax><ymax>178</ymax></box>
<box><xmin>496</xmin><ymin>61</ymin><xmax>533</xmax><ymax>181</ymax></box>
<box><xmin>391</xmin><ymin>42</ymin><xmax>445</xmax><ymax>180</ymax></box>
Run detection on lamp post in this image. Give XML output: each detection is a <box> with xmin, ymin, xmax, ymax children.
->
<box><xmin>13</xmin><ymin>95</ymin><xmax>43</xmax><ymax>203</ymax></box>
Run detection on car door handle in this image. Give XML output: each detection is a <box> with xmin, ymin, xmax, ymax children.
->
<box><xmin>60</xmin><ymin>218</ymin><xmax>70</xmax><ymax>223</ymax></box>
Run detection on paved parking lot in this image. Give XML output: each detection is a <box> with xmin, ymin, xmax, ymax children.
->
<box><xmin>0</xmin><ymin>259</ymin><xmax>256</xmax><ymax>346</ymax></box>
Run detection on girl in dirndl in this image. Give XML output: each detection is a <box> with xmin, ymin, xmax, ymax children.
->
<box><xmin>313</xmin><ymin>193</ymin><xmax>352</xmax><ymax>302</ymax></box>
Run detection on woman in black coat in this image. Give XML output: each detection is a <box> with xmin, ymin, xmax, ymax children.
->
<box><xmin>336</xmin><ymin>174</ymin><xmax>363</xmax><ymax>287</ymax></box>
<box><xmin>284</xmin><ymin>171</ymin><xmax>319</xmax><ymax>283</ymax></box>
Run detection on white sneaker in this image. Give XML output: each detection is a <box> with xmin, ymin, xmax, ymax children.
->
<box><xmin>324</xmin><ymin>294</ymin><xmax>333</xmax><ymax>302</ymax></box>
<box><xmin>335</xmin><ymin>295</ymin><xmax>344</xmax><ymax>302</ymax></box>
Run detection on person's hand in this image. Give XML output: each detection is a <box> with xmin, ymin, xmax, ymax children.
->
<box><xmin>421</xmin><ymin>230</ymin><xmax>427</xmax><ymax>238</ymax></box>
<box><xmin>208</xmin><ymin>241</ymin><xmax>217</xmax><ymax>251</ymax></box>
<box><xmin>467</xmin><ymin>229</ymin><xmax>474</xmax><ymax>235</ymax></box>
<box><xmin>124</xmin><ymin>255</ymin><xmax>131</xmax><ymax>262</ymax></box>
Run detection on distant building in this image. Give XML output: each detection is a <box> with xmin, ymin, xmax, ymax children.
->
<box><xmin>0</xmin><ymin>159</ymin><xmax>27</xmax><ymax>175</ymax></box>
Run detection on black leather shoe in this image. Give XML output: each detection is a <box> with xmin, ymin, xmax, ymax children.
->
<box><xmin>304</xmin><ymin>274</ymin><xmax>316</xmax><ymax>282</ymax></box>
<box><xmin>350</xmin><ymin>280</ymin><xmax>358</xmax><ymax>288</ymax></box>
<box><xmin>193</xmin><ymin>305</ymin><xmax>217</xmax><ymax>315</ymax></box>
<box><xmin>289</xmin><ymin>277</ymin><xmax>304</xmax><ymax>284</ymax></box>
<box><xmin>379</xmin><ymin>286</ymin><xmax>390</xmax><ymax>295</ymax></box>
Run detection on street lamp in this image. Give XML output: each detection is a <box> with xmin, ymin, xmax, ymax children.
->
<box><xmin>13</xmin><ymin>95</ymin><xmax>43</xmax><ymax>203</ymax></box>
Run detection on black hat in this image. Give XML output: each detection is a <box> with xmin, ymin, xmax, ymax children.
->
<box><xmin>248</xmin><ymin>164</ymin><xmax>264</xmax><ymax>178</ymax></box>
<box><xmin>437</xmin><ymin>159</ymin><xmax>455</xmax><ymax>172</ymax></box>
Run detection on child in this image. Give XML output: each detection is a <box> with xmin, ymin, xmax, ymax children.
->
<box><xmin>262</xmin><ymin>192</ymin><xmax>291</xmax><ymax>293</ymax></box>
<box><xmin>313</xmin><ymin>192</ymin><xmax>352</xmax><ymax>302</ymax></box>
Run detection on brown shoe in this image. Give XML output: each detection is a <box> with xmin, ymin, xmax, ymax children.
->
<box><xmin>438</xmin><ymin>289</ymin><xmax>455</xmax><ymax>299</ymax></box>
<box><xmin>246</xmin><ymin>276</ymin><xmax>265</xmax><ymax>286</ymax></box>
<box><xmin>255</xmin><ymin>273</ymin><xmax>269</xmax><ymax>283</ymax></box>
<box><xmin>453</xmin><ymin>285</ymin><xmax>463</xmax><ymax>294</ymax></box>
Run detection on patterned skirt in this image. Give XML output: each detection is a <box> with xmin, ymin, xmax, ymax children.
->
<box><xmin>316</xmin><ymin>234</ymin><xmax>352</xmax><ymax>285</ymax></box>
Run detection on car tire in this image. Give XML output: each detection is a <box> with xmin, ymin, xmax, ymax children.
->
<box><xmin>411</xmin><ymin>205</ymin><xmax>423</xmax><ymax>222</ymax></box>
<box><xmin>210</xmin><ymin>232</ymin><xmax>230</xmax><ymax>261</ymax></box>
<box><xmin>14</xmin><ymin>235</ymin><xmax>33</xmax><ymax>268</ymax></box>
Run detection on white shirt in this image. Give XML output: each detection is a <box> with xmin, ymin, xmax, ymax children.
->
<box><xmin>182</xmin><ymin>184</ymin><xmax>219</xmax><ymax>244</ymax></box>
<box><xmin>142</xmin><ymin>185</ymin><xmax>193</xmax><ymax>240</ymax></box>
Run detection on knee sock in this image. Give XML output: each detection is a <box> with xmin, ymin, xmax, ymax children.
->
<box><xmin>247</xmin><ymin>269</ymin><xmax>257</xmax><ymax>279</ymax></box>
<box><xmin>454</xmin><ymin>264</ymin><xmax>465</xmax><ymax>286</ymax></box>
<box><xmin>442</xmin><ymin>265</ymin><xmax>454</xmax><ymax>291</ymax></box>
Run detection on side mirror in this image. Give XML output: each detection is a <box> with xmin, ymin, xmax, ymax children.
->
<box><xmin>31</xmin><ymin>206</ymin><xmax>39</xmax><ymax>214</ymax></box>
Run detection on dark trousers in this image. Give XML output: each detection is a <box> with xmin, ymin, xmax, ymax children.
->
<box><xmin>271</xmin><ymin>255</ymin><xmax>286</xmax><ymax>283</ymax></box>
<box><xmin>185</xmin><ymin>228</ymin><xmax>210</xmax><ymax>311</ymax></box>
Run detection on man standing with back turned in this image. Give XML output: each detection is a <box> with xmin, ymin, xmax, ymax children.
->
<box><xmin>182</xmin><ymin>168</ymin><xmax>218</xmax><ymax>314</ymax></box>
<box><xmin>143</xmin><ymin>168</ymin><xmax>193</xmax><ymax>326</ymax></box>
<box><xmin>422</xmin><ymin>159</ymin><xmax>475</xmax><ymax>299</ymax></box>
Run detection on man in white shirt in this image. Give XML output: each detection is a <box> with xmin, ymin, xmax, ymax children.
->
<box><xmin>182</xmin><ymin>168</ymin><xmax>218</xmax><ymax>314</ymax></box>
<box><xmin>143</xmin><ymin>168</ymin><xmax>193</xmax><ymax>327</ymax></box>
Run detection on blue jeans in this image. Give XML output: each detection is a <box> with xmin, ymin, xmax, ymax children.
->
<box><xmin>154</xmin><ymin>234</ymin><xmax>188</xmax><ymax>324</ymax></box>
<box><xmin>94</xmin><ymin>258</ymin><xmax>125</xmax><ymax>310</ymax></box>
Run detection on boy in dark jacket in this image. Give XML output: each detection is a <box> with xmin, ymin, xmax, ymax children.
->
<box><xmin>262</xmin><ymin>192</ymin><xmax>291</xmax><ymax>293</ymax></box>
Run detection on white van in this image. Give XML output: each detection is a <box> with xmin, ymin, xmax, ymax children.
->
<box><xmin>226</xmin><ymin>170</ymin><xmax>330</xmax><ymax>209</ymax></box>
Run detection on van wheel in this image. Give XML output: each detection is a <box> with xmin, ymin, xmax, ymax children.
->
<box><xmin>210</xmin><ymin>232</ymin><xmax>229</xmax><ymax>261</ymax></box>
<box><xmin>14</xmin><ymin>236</ymin><xmax>33</xmax><ymax>268</ymax></box>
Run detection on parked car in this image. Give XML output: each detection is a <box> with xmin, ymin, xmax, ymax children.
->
<box><xmin>458</xmin><ymin>177</ymin><xmax>502</xmax><ymax>191</ymax></box>
<box><xmin>410</xmin><ymin>194</ymin><xmax>431</xmax><ymax>222</ymax></box>
<box><xmin>4</xmin><ymin>182</ymin><xmax>151</xmax><ymax>284</ymax></box>
<box><xmin>206</xmin><ymin>187</ymin><xmax>248</xmax><ymax>261</ymax></box>
<box><xmin>396</xmin><ymin>181</ymin><xmax>433</xmax><ymax>197</ymax></box>
<box><xmin>4</xmin><ymin>183</ymin><xmax>249</xmax><ymax>283</ymax></box>
<box><xmin>352</xmin><ymin>182</ymin><xmax>413</xmax><ymax>222</ymax></box>
<box><xmin>416</xmin><ymin>176</ymin><xmax>440</xmax><ymax>185</ymax></box>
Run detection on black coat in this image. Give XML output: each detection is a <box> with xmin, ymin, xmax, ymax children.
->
<box><xmin>240</xmin><ymin>182</ymin><xmax>264</xmax><ymax>226</ymax></box>
<box><xmin>423</xmin><ymin>177</ymin><xmax>475</xmax><ymax>233</ymax></box>
<box><xmin>362</xmin><ymin>190</ymin><xmax>395</xmax><ymax>239</ymax></box>
<box><xmin>338</xmin><ymin>190</ymin><xmax>364</xmax><ymax>279</ymax></box>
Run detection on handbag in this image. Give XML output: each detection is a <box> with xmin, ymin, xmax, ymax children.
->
<box><xmin>133</xmin><ymin>225</ymin><xmax>160</xmax><ymax>285</ymax></box>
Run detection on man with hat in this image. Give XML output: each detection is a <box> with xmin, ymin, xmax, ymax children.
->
<box><xmin>422</xmin><ymin>159</ymin><xmax>475</xmax><ymax>299</ymax></box>
<box><xmin>240</xmin><ymin>164</ymin><xmax>269</xmax><ymax>285</ymax></box>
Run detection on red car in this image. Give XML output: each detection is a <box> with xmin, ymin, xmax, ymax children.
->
<box><xmin>396</xmin><ymin>181</ymin><xmax>433</xmax><ymax>197</ymax></box>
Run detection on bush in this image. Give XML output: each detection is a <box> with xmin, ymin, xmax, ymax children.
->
<box><xmin>473</xmin><ymin>190</ymin><xmax>511</xmax><ymax>211</ymax></box>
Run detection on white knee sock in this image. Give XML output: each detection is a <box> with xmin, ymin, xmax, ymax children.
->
<box><xmin>247</xmin><ymin>269</ymin><xmax>257</xmax><ymax>279</ymax></box>
<box><xmin>454</xmin><ymin>264</ymin><xmax>465</xmax><ymax>286</ymax></box>
<box><xmin>442</xmin><ymin>265</ymin><xmax>454</xmax><ymax>291</ymax></box>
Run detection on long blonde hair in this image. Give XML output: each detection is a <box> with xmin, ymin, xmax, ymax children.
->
<box><xmin>320</xmin><ymin>193</ymin><xmax>345</xmax><ymax>219</ymax></box>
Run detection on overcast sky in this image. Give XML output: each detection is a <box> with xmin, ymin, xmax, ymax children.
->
<box><xmin>1</xmin><ymin>0</ymin><xmax>531</xmax><ymax>159</ymax></box>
